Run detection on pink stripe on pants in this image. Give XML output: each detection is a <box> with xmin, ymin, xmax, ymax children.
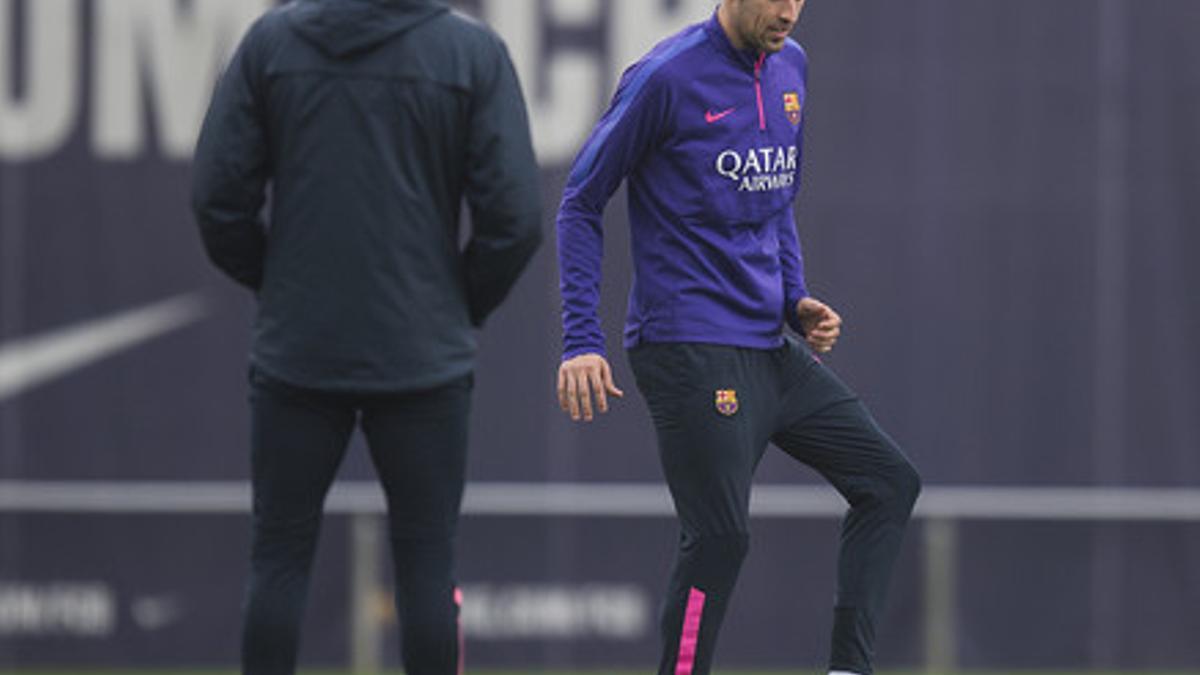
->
<box><xmin>675</xmin><ymin>587</ymin><xmax>707</xmax><ymax>675</ymax></box>
<box><xmin>454</xmin><ymin>587</ymin><xmax>464</xmax><ymax>675</ymax></box>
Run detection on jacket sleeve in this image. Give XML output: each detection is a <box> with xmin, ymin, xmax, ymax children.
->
<box><xmin>190</xmin><ymin>21</ymin><xmax>269</xmax><ymax>291</ymax></box>
<box><xmin>778</xmin><ymin>204</ymin><xmax>809</xmax><ymax>335</ymax></box>
<box><xmin>780</xmin><ymin>47</ymin><xmax>811</xmax><ymax>335</ymax></box>
<box><xmin>461</xmin><ymin>35</ymin><xmax>544</xmax><ymax>327</ymax></box>
<box><xmin>557</xmin><ymin>64</ymin><xmax>668</xmax><ymax>359</ymax></box>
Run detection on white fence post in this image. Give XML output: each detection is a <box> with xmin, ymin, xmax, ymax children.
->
<box><xmin>350</xmin><ymin>512</ymin><xmax>384</xmax><ymax>675</ymax></box>
<box><xmin>923</xmin><ymin>516</ymin><xmax>958</xmax><ymax>673</ymax></box>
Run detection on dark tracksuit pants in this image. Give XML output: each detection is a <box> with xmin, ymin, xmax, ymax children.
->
<box><xmin>242</xmin><ymin>367</ymin><xmax>472</xmax><ymax>675</ymax></box>
<box><xmin>628</xmin><ymin>338</ymin><xmax>921</xmax><ymax>675</ymax></box>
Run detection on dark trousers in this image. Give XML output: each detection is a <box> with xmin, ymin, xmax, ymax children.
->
<box><xmin>629</xmin><ymin>338</ymin><xmax>921</xmax><ymax>675</ymax></box>
<box><xmin>242</xmin><ymin>367</ymin><xmax>472</xmax><ymax>675</ymax></box>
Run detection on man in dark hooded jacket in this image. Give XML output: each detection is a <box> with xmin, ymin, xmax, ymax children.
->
<box><xmin>191</xmin><ymin>0</ymin><xmax>541</xmax><ymax>672</ymax></box>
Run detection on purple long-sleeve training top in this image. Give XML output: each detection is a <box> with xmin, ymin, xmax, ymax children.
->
<box><xmin>557</xmin><ymin>11</ymin><xmax>810</xmax><ymax>359</ymax></box>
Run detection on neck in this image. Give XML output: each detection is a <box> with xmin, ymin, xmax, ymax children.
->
<box><xmin>716</xmin><ymin>3</ymin><xmax>747</xmax><ymax>51</ymax></box>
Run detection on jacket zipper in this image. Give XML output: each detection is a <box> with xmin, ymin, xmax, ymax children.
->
<box><xmin>754</xmin><ymin>52</ymin><xmax>766</xmax><ymax>131</ymax></box>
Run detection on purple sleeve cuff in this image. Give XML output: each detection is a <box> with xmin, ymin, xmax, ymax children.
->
<box><xmin>562</xmin><ymin>344</ymin><xmax>606</xmax><ymax>361</ymax></box>
<box><xmin>784</xmin><ymin>291</ymin><xmax>808</xmax><ymax>336</ymax></box>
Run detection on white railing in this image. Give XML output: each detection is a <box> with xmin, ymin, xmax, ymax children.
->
<box><xmin>4</xmin><ymin>481</ymin><xmax>1200</xmax><ymax>672</ymax></box>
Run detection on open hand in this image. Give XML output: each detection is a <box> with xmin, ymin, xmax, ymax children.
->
<box><xmin>557</xmin><ymin>353</ymin><xmax>624</xmax><ymax>422</ymax></box>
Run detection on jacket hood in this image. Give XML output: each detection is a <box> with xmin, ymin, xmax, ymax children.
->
<box><xmin>287</xmin><ymin>0</ymin><xmax>448</xmax><ymax>59</ymax></box>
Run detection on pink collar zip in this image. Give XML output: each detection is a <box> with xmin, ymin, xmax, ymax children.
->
<box><xmin>754</xmin><ymin>51</ymin><xmax>767</xmax><ymax>130</ymax></box>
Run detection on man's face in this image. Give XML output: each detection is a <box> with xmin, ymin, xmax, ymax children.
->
<box><xmin>727</xmin><ymin>0</ymin><xmax>805</xmax><ymax>53</ymax></box>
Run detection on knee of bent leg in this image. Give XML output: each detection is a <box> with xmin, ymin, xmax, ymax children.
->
<box><xmin>855</xmin><ymin>448</ymin><xmax>921</xmax><ymax>519</ymax></box>
<box><xmin>885</xmin><ymin>457</ymin><xmax>922</xmax><ymax>515</ymax></box>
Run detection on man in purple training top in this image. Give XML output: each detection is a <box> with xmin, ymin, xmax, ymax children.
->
<box><xmin>554</xmin><ymin>1</ymin><xmax>921</xmax><ymax>674</ymax></box>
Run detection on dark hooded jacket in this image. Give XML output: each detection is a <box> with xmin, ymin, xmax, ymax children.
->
<box><xmin>191</xmin><ymin>0</ymin><xmax>542</xmax><ymax>391</ymax></box>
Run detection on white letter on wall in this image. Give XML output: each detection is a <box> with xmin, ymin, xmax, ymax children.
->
<box><xmin>612</xmin><ymin>0</ymin><xmax>711</xmax><ymax>77</ymax></box>
<box><xmin>485</xmin><ymin>0</ymin><xmax>602</xmax><ymax>167</ymax></box>
<box><xmin>93</xmin><ymin>0</ymin><xmax>269</xmax><ymax>160</ymax></box>
<box><xmin>0</xmin><ymin>0</ymin><xmax>79</xmax><ymax>161</ymax></box>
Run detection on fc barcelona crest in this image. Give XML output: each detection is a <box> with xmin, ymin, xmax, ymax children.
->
<box><xmin>715</xmin><ymin>389</ymin><xmax>739</xmax><ymax>416</ymax></box>
<box><xmin>783</xmin><ymin>91</ymin><xmax>802</xmax><ymax>126</ymax></box>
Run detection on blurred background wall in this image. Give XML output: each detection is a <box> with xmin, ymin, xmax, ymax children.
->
<box><xmin>1</xmin><ymin>0</ymin><xmax>1198</xmax><ymax>670</ymax></box>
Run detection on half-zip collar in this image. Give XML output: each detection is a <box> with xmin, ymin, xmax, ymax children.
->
<box><xmin>754</xmin><ymin>51</ymin><xmax>766</xmax><ymax>130</ymax></box>
<box><xmin>703</xmin><ymin>10</ymin><xmax>769</xmax><ymax>72</ymax></box>
<box><xmin>704</xmin><ymin>10</ymin><xmax>772</xmax><ymax>130</ymax></box>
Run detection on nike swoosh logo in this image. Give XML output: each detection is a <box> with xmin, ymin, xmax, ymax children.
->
<box><xmin>705</xmin><ymin>107</ymin><xmax>736</xmax><ymax>124</ymax></box>
<box><xmin>0</xmin><ymin>293</ymin><xmax>208</xmax><ymax>402</ymax></box>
